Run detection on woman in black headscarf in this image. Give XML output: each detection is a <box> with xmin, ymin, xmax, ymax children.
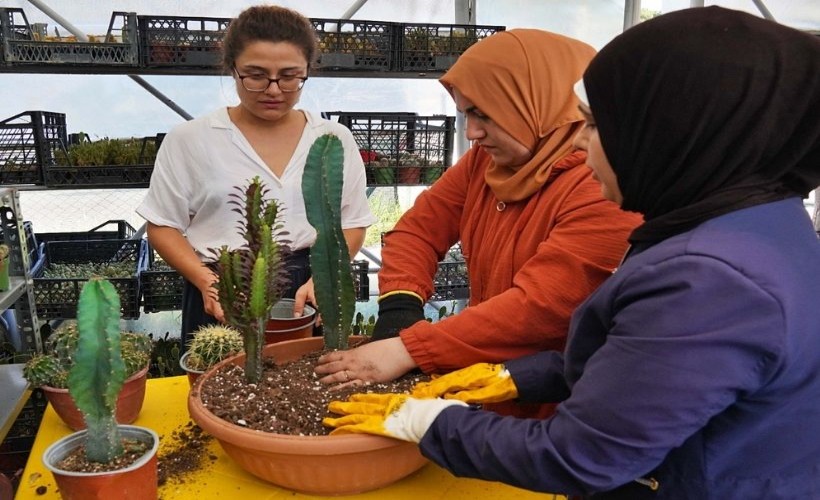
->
<box><xmin>324</xmin><ymin>7</ymin><xmax>820</xmax><ymax>499</ymax></box>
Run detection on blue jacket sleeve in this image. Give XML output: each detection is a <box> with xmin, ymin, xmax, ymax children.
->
<box><xmin>504</xmin><ymin>350</ymin><xmax>569</xmax><ymax>403</ymax></box>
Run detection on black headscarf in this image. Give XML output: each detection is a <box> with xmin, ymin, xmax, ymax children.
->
<box><xmin>583</xmin><ymin>6</ymin><xmax>820</xmax><ymax>243</ymax></box>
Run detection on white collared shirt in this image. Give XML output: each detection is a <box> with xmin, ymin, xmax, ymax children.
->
<box><xmin>136</xmin><ymin>108</ymin><xmax>376</xmax><ymax>260</ymax></box>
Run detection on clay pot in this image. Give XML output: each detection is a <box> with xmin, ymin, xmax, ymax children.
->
<box><xmin>43</xmin><ymin>425</ymin><xmax>159</xmax><ymax>500</ymax></box>
<box><xmin>264</xmin><ymin>298</ymin><xmax>316</xmax><ymax>345</ymax></box>
<box><xmin>178</xmin><ymin>351</ymin><xmax>204</xmax><ymax>387</ymax></box>
<box><xmin>42</xmin><ymin>365</ymin><xmax>149</xmax><ymax>431</ymax></box>
<box><xmin>188</xmin><ymin>337</ymin><xmax>428</xmax><ymax>495</ymax></box>
<box><xmin>398</xmin><ymin>166</ymin><xmax>422</xmax><ymax>184</ymax></box>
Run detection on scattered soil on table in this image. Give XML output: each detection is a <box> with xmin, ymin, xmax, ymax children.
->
<box><xmin>55</xmin><ymin>439</ymin><xmax>150</xmax><ymax>473</ymax></box>
<box><xmin>199</xmin><ymin>348</ymin><xmax>431</xmax><ymax>436</ymax></box>
<box><xmin>157</xmin><ymin>421</ymin><xmax>216</xmax><ymax>487</ymax></box>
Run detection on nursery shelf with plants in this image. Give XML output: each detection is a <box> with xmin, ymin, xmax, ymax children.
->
<box><xmin>0</xmin><ymin>7</ymin><xmax>505</xmax><ymax>77</ymax></box>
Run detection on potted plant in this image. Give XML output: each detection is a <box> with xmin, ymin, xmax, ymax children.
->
<box><xmin>178</xmin><ymin>324</ymin><xmax>243</xmax><ymax>386</ymax></box>
<box><xmin>188</xmin><ymin>135</ymin><xmax>427</xmax><ymax>495</ymax></box>
<box><xmin>0</xmin><ymin>243</ymin><xmax>9</xmax><ymax>291</ymax></box>
<box><xmin>264</xmin><ymin>297</ymin><xmax>316</xmax><ymax>344</ymax></box>
<box><xmin>41</xmin><ymin>278</ymin><xmax>159</xmax><ymax>500</ymax></box>
<box><xmin>23</xmin><ymin>323</ymin><xmax>152</xmax><ymax>431</ymax></box>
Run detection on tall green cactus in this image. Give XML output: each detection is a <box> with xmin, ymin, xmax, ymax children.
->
<box><xmin>302</xmin><ymin>134</ymin><xmax>355</xmax><ymax>350</ymax></box>
<box><xmin>210</xmin><ymin>177</ymin><xmax>290</xmax><ymax>383</ymax></box>
<box><xmin>68</xmin><ymin>278</ymin><xmax>125</xmax><ymax>463</ymax></box>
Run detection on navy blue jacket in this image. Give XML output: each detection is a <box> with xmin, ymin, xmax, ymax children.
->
<box><xmin>421</xmin><ymin>198</ymin><xmax>820</xmax><ymax>499</ymax></box>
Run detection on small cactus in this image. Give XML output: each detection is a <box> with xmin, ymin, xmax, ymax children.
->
<box><xmin>208</xmin><ymin>176</ymin><xmax>291</xmax><ymax>384</ymax></box>
<box><xmin>185</xmin><ymin>325</ymin><xmax>244</xmax><ymax>371</ymax></box>
<box><xmin>22</xmin><ymin>354</ymin><xmax>67</xmax><ymax>388</ymax></box>
<box><xmin>69</xmin><ymin>278</ymin><xmax>126</xmax><ymax>463</ymax></box>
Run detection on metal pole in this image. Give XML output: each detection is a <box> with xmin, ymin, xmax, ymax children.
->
<box><xmin>453</xmin><ymin>0</ymin><xmax>475</xmax><ymax>159</ymax></box>
<box><xmin>690</xmin><ymin>0</ymin><xmax>705</xmax><ymax>7</ymax></box>
<box><xmin>27</xmin><ymin>0</ymin><xmax>194</xmax><ymax>121</ymax></box>
<box><xmin>623</xmin><ymin>0</ymin><xmax>641</xmax><ymax>30</ymax></box>
<box><xmin>340</xmin><ymin>0</ymin><xmax>369</xmax><ymax>20</ymax></box>
<box><xmin>750</xmin><ymin>0</ymin><xmax>776</xmax><ymax>21</ymax></box>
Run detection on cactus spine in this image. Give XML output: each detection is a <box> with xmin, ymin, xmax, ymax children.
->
<box><xmin>68</xmin><ymin>278</ymin><xmax>125</xmax><ymax>463</ymax></box>
<box><xmin>210</xmin><ymin>176</ymin><xmax>290</xmax><ymax>384</ymax></box>
<box><xmin>302</xmin><ymin>134</ymin><xmax>355</xmax><ymax>350</ymax></box>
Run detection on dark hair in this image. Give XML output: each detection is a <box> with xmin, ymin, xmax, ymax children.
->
<box><xmin>222</xmin><ymin>5</ymin><xmax>317</xmax><ymax>73</ymax></box>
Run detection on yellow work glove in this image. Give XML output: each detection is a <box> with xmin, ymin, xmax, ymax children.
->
<box><xmin>411</xmin><ymin>362</ymin><xmax>518</xmax><ymax>404</ymax></box>
<box><xmin>323</xmin><ymin>393</ymin><xmax>467</xmax><ymax>443</ymax></box>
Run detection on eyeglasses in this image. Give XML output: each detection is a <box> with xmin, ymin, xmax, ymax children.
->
<box><xmin>233</xmin><ymin>67</ymin><xmax>308</xmax><ymax>93</ymax></box>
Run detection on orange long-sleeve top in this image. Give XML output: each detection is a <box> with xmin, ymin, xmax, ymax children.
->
<box><xmin>381</xmin><ymin>146</ymin><xmax>641</xmax><ymax>414</ymax></box>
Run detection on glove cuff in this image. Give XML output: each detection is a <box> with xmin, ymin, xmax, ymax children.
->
<box><xmin>378</xmin><ymin>290</ymin><xmax>424</xmax><ymax>304</ymax></box>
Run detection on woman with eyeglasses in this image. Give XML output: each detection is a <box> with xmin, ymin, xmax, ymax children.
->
<box><xmin>137</xmin><ymin>5</ymin><xmax>375</xmax><ymax>347</ymax></box>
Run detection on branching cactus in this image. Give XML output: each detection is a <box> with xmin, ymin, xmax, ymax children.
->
<box><xmin>68</xmin><ymin>278</ymin><xmax>126</xmax><ymax>463</ymax></box>
<box><xmin>209</xmin><ymin>176</ymin><xmax>290</xmax><ymax>384</ymax></box>
<box><xmin>302</xmin><ymin>134</ymin><xmax>355</xmax><ymax>350</ymax></box>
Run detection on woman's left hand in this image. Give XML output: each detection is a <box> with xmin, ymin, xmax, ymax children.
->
<box><xmin>293</xmin><ymin>278</ymin><xmax>321</xmax><ymax>325</ymax></box>
<box><xmin>314</xmin><ymin>337</ymin><xmax>418</xmax><ymax>387</ymax></box>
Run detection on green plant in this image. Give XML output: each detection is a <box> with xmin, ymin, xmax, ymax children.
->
<box><xmin>54</xmin><ymin>136</ymin><xmax>158</xmax><ymax>166</ymax></box>
<box><xmin>149</xmin><ymin>331</ymin><xmax>182</xmax><ymax>378</ymax></box>
<box><xmin>208</xmin><ymin>176</ymin><xmax>290</xmax><ymax>384</ymax></box>
<box><xmin>364</xmin><ymin>190</ymin><xmax>403</xmax><ymax>247</ymax></box>
<box><xmin>185</xmin><ymin>324</ymin><xmax>244</xmax><ymax>371</ymax></box>
<box><xmin>351</xmin><ymin>311</ymin><xmax>376</xmax><ymax>336</ymax></box>
<box><xmin>302</xmin><ymin>134</ymin><xmax>355</xmax><ymax>350</ymax></box>
<box><xmin>22</xmin><ymin>322</ymin><xmax>151</xmax><ymax>389</ymax></box>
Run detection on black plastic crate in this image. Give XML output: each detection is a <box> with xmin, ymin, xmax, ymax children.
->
<box><xmin>44</xmin><ymin>164</ymin><xmax>153</xmax><ymax>188</ymax></box>
<box><xmin>141</xmin><ymin>247</ymin><xmax>183</xmax><ymax>313</ymax></box>
<box><xmin>352</xmin><ymin>259</ymin><xmax>370</xmax><ymax>301</ymax></box>
<box><xmin>311</xmin><ymin>18</ymin><xmax>398</xmax><ymax>71</ymax></box>
<box><xmin>138</xmin><ymin>15</ymin><xmax>231</xmax><ymax>68</ymax></box>
<box><xmin>399</xmin><ymin>23</ymin><xmax>505</xmax><ymax>72</ymax></box>
<box><xmin>379</xmin><ymin>234</ymin><xmax>469</xmax><ymax>300</ymax></box>
<box><xmin>0</xmin><ymin>111</ymin><xmax>66</xmax><ymax>185</ymax></box>
<box><xmin>0</xmin><ymin>8</ymin><xmax>138</xmax><ymax>66</ymax></box>
<box><xmin>33</xmin><ymin>238</ymin><xmax>147</xmax><ymax>320</ymax></box>
<box><xmin>36</xmin><ymin>219</ymin><xmax>136</xmax><ymax>246</ymax></box>
<box><xmin>324</xmin><ymin>112</ymin><xmax>455</xmax><ymax>186</ymax></box>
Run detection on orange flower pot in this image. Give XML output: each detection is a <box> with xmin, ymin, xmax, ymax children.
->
<box><xmin>42</xmin><ymin>365</ymin><xmax>149</xmax><ymax>431</ymax></box>
<box><xmin>42</xmin><ymin>425</ymin><xmax>159</xmax><ymax>500</ymax></box>
<box><xmin>188</xmin><ymin>337</ymin><xmax>428</xmax><ymax>495</ymax></box>
<box><xmin>264</xmin><ymin>298</ymin><xmax>316</xmax><ymax>344</ymax></box>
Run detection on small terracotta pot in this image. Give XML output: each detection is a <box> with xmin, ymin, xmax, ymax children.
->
<box><xmin>178</xmin><ymin>351</ymin><xmax>205</xmax><ymax>387</ymax></box>
<box><xmin>398</xmin><ymin>166</ymin><xmax>421</xmax><ymax>184</ymax></box>
<box><xmin>43</xmin><ymin>425</ymin><xmax>159</xmax><ymax>500</ymax></box>
<box><xmin>264</xmin><ymin>298</ymin><xmax>316</xmax><ymax>345</ymax></box>
<box><xmin>42</xmin><ymin>365</ymin><xmax>149</xmax><ymax>431</ymax></box>
<box><xmin>188</xmin><ymin>337</ymin><xmax>428</xmax><ymax>495</ymax></box>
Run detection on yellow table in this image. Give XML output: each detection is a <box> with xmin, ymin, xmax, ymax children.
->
<box><xmin>15</xmin><ymin>376</ymin><xmax>559</xmax><ymax>500</ymax></box>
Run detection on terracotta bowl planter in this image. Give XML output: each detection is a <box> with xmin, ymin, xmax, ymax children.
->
<box><xmin>42</xmin><ymin>365</ymin><xmax>149</xmax><ymax>431</ymax></box>
<box><xmin>42</xmin><ymin>425</ymin><xmax>159</xmax><ymax>500</ymax></box>
<box><xmin>265</xmin><ymin>298</ymin><xmax>317</xmax><ymax>344</ymax></box>
<box><xmin>188</xmin><ymin>337</ymin><xmax>428</xmax><ymax>495</ymax></box>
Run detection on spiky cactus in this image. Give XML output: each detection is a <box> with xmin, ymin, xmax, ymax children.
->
<box><xmin>23</xmin><ymin>324</ymin><xmax>151</xmax><ymax>390</ymax></box>
<box><xmin>68</xmin><ymin>278</ymin><xmax>126</xmax><ymax>463</ymax></box>
<box><xmin>186</xmin><ymin>324</ymin><xmax>244</xmax><ymax>371</ymax></box>
<box><xmin>22</xmin><ymin>354</ymin><xmax>66</xmax><ymax>388</ymax></box>
<box><xmin>209</xmin><ymin>176</ymin><xmax>290</xmax><ymax>384</ymax></box>
<box><xmin>302</xmin><ymin>134</ymin><xmax>355</xmax><ymax>350</ymax></box>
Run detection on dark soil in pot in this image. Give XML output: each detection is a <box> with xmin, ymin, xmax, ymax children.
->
<box><xmin>199</xmin><ymin>348</ymin><xmax>430</xmax><ymax>436</ymax></box>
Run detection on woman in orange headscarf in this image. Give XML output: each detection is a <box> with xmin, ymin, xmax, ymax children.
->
<box><xmin>315</xmin><ymin>29</ymin><xmax>641</xmax><ymax>418</ymax></box>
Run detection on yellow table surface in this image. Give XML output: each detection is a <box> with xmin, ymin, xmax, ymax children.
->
<box><xmin>15</xmin><ymin>376</ymin><xmax>559</xmax><ymax>500</ymax></box>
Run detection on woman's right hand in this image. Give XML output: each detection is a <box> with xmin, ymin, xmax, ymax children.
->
<box><xmin>200</xmin><ymin>273</ymin><xmax>225</xmax><ymax>323</ymax></box>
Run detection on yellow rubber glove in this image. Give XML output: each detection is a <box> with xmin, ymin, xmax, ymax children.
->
<box><xmin>411</xmin><ymin>363</ymin><xmax>518</xmax><ymax>403</ymax></box>
<box><xmin>324</xmin><ymin>393</ymin><xmax>467</xmax><ymax>443</ymax></box>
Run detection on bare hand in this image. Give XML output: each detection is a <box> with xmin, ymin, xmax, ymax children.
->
<box><xmin>314</xmin><ymin>337</ymin><xmax>417</xmax><ymax>386</ymax></box>
<box><xmin>293</xmin><ymin>278</ymin><xmax>322</xmax><ymax>326</ymax></box>
<box><xmin>201</xmin><ymin>275</ymin><xmax>225</xmax><ymax>323</ymax></box>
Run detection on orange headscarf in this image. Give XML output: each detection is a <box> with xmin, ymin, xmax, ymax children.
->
<box><xmin>440</xmin><ymin>29</ymin><xmax>596</xmax><ymax>202</ymax></box>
